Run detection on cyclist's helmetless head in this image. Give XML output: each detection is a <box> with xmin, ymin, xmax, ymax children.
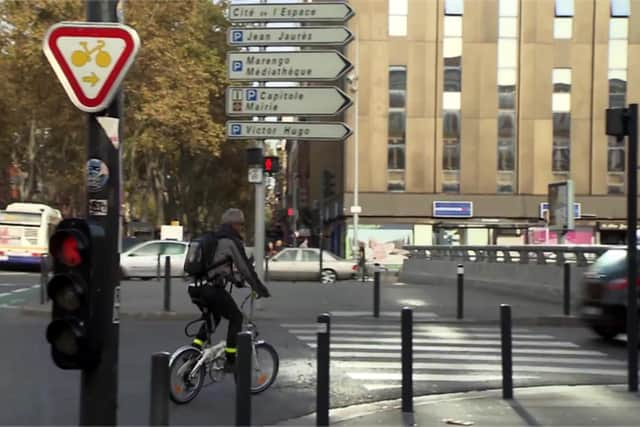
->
<box><xmin>222</xmin><ymin>208</ymin><xmax>245</xmax><ymax>235</ymax></box>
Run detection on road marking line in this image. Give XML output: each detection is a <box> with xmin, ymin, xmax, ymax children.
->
<box><xmin>281</xmin><ymin>323</ymin><xmax>529</xmax><ymax>332</ymax></box>
<box><xmin>329</xmin><ymin>351</ymin><xmax>624</xmax><ymax>365</ymax></box>
<box><xmin>295</xmin><ymin>335</ymin><xmax>580</xmax><ymax>348</ymax></box>
<box><xmin>287</xmin><ymin>329</ymin><xmax>554</xmax><ymax>339</ymax></box>
<box><xmin>328</xmin><ymin>311</ymin><xmax>438</xmax><ymax>318</ymax></box>
<box><xmin>305</xmin><ymin>343</ymin><xmax>606</xmax><ymax>356</ymax></box>
<box><xmin>0</xmin><ymin>292</ymin><xmax>11</xmax><ymax>297</ymax></box>
<box><xmin>336</xmin><ymin>361</ymin><xmax>627</xmax><ymax>376</ymax></box>
<box><xmin>11</xmin><ymin>288</ymin><xmax>31</xmax><ymax>294</ymax></box>
<box><xmin>348</xmin><ymin>372</ymin><xmax>538</xmax><ymax>381</ymax></box>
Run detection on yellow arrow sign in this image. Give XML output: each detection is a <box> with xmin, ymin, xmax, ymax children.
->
<box><xmin>82</xmin><ymin>72</ymin><xmax>100</xmax><ymax>87</ymax></box>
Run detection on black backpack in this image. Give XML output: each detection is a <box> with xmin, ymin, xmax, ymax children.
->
<box><xmin>184</xmin><ymin>232</ymin><xmax>220</xmax><ymax>281</ymax></box>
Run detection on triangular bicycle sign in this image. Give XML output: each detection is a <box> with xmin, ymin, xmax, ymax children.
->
<box><xmin>43</xmin><ymin>22</ymin><xmax>140</xmax><ymax>113</ymax></box>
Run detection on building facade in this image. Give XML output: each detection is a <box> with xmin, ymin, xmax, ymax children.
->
<box><xmin>291</xmin><ymin>0</ymin><xmax>639</xmax><ymax>259</ymax></box>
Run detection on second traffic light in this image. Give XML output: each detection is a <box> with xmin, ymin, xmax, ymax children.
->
<box><xmin>264</xmin><ymin>156</ymin><xmax>280</xmax><ymax>175</ymax></box>
<box><xmin>46</xmin><ymin>218</ymin><xmax>104</xmax><ymax>370</ymax></box>
<box><xmin>323</xmin><ymin>169</ymin><xmax>336</xmax><ymax>199</ymax></box>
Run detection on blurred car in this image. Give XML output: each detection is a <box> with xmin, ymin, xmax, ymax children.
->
<box><xmin>581</xmin><ymin>248</ymin><xmax>639</xmax><ymax>339</ymax></box>
<box><xmin>120</xmin><ymin>240</ymin><xmax>188</xmax><ymax>279</ymax></box>
<box><xmin>265</xmin><ymin>248</ymin><xmax>357</xmax><ymax>284</ymax></box>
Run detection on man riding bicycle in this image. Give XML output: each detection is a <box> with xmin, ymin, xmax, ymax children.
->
<box><xmin>188</xmin><ymin>208</ymin><xmax>270</xmax><ymax>372</ymax></box>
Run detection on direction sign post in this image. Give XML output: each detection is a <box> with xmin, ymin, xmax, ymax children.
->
<box><xmin>228</xmin><ymin>26</ymin><xmax>354</xmax><ymax>47</ymax></box>
<box><xmin>227</xmin><ymin>121</ymin><xmax>353</xmax><ymax>141</ymax></box>
<box><xmin>228</xmin><ymin>2</ymin><xmax>355</xmax><ymax>23</ymax></box>
<box><xmin>228</xmin><ymin>51</ymin><xmax>352</xmax><ymax>81</ymax></box>
<box><xmin>226</xmin><ymin>87</ymin><xmax>352</xmax><ymax>116</ymax></box>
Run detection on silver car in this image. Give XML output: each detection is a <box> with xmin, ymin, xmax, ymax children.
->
<box><xmin>265</xmin><ymin>248</ymin><xmax>357</xmax><ymax>284</ymax></box>
<box><xmin>120</xmin><ymin>240</ymin><xmax>188</xmax><ymax>279</ymax></box>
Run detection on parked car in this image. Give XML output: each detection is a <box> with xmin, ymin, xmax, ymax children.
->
<box><xmin>266</xmin><ymin>248</ymin><xmax>357</xmax><ymax>284</ymax></box>
<box><xmin>581</xmin><ymin>248</ymin><xmax>640</xmax><ymax>339</ymax></box>
<box><xmin>120</xmin><ymin>240</ymin><xmax>188</xmax><ymax>279</ymax></box>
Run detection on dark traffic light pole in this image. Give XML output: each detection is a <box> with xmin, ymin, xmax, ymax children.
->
<box><xmin>82</xmin><ymin>1</ymin><xmax>121</xmax><ymax>424</ymax></box>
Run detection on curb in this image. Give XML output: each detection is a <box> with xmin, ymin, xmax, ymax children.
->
<box><xmin>18</xmin><ymin>304</ymin><xmax>585</xmax><ymax>326</ymax></box>
<box><xmin>276</xmin><ymin>384</ymin><xmax>627</xmax><ymax>426</ymax></box>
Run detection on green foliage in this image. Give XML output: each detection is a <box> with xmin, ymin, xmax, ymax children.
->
<box><xmin>0</xmin><ymin>0</ymin><xmax>252</xmax><ymax>230</ymax></box>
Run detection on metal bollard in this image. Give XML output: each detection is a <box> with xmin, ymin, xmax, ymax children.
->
<box><xmin>563</xmin><ymin>262</ymin><xmax>571</xmax><ymax>316</ymax></box>
<box><xmin>163</xmin><ymin>256</ymin><xmax>171</xmax><ymax>312</ymax></box>
<box><xmin>401</xmin><ymin>307</ymin><xmax>413</xmax><ymax>413</ymax></box>
<box><xmin>500</xmin><ymin>304</ymin><xmax>513</xmax><ymax>399</ymax></box>
<box><xmin>149</xmin><ymin>352</ymin><xmax>170</xmax><ymax>426</ymax></box>
<box><xmin>457</xmin><ymin>264</ymin><xmax>464</xmax><ymax>319</ymax></box>
<box><xmin>373</xmin><ymin>271</ymin><xmax>381</xmax><ymax>318</ymax></box>
<box><xmin>316</xmin><ymin>313</ymin><xmax>331</xmax><ymax>426</ymax></box>
<box><xmin>265</xmin><ymin>256</ymin><xmax>269</xmax><ymax>281</ymax></box>
<box><xmin>40</xmin><ymin>255</ymin><xmax>49</xmax><ymax>304</ymax></box>
<box><xmin>236</xmin><ymin>331</ymin><xmax>252</xmax><ymax>426</ymax></box>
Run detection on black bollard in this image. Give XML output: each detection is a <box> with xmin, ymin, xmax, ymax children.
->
<box><xmin>457</xmin><ymin>264</ymin><xmax>464</xmax><ymax>319</ymax></box>
<box><xmin>163</xmin><ymin>256</ymin><xmax>171</xmax><ymax>312</ymax></box>
<box><xmin>563</xmin><ymin>262</ymin><xmax>571</xmax><ymax>316</ymax></box>
<box><xmin>373</xmin><ymin>271</ymin><xmax>381</xmax><ymax>318</ymax></box>
<box><xmin>316</xmin><ymin>313</ymin><xmax>331</xmax><ymax>426</ymax></box>
<box><xmin>149</xmin><ymin>352</ymin><xmax>170</xmax><ymax>426</ymax></box>
<box><xmin>401</xmin><ymin>307</ymin><xmax>413</xmax><ymax>413</ymax></box>
<box><xmin>500</xmin><ymin>304</ymin><xmax>513</xmax><ymax>399</ymax></box>
<box><xmin>40</xmin><ymin>255</ymin><xmax>49</xmax><ymax>304</ymax></box>
<box><xmin>236</xmin><ymin>331</ymin><xmax>252</xmax><ymax>426</ymax></box>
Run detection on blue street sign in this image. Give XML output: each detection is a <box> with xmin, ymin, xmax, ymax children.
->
<box><xmin>231</xmin><ymin>30</ymin><xmax>243</xmax><ymax>42</ymax></box>
<box><xmin>540</xmin><ymin>202</ymin><xmax>581</xmax><ymax>219</ymax></box>
<box><xmin>246</xmin><ymin>89</ymin><xmax>258</xmax><ymax>101</ymax></box>
<box><xmin>230</xmin><ymin>124</ymin><xmax>242</xmax><ymax>136</ymax></box>
<box><xmin>433</xmin><ymin>201</ymin><xmax>473</xmax><ymax>218</ymax></box>
<box><xmin>232</xmin><ymin>60</ymin><xmax>243</xmax><ymax>72</ymax></box>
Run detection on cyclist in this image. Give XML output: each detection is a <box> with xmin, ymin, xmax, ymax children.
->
<box><xmin>188</xmin><ymin>208</ymin><xmax>270</xmax><ymax>372</ymax></box>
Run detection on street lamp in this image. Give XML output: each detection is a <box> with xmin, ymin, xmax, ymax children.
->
<box><xmin>347</xmin><ymin>32</ymin><xmax>360</xmax><ymax>258</ymax></box>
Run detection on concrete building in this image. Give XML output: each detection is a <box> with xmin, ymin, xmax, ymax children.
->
<box><xmin>288</xmin><ymin>0</ymin><xmax>639</xmax><ymax>261</ymax></box>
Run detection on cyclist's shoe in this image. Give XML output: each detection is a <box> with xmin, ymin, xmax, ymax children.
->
<box><xmin>223</xmin><ymin>360</ymin><xmax>236</xmax><ymax>373</ymax></box>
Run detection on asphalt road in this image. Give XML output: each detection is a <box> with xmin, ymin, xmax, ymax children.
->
<box><xmin>0</xmin><ymin>270</ymin><xmax>636</xmax><ymax>425</ymax></box>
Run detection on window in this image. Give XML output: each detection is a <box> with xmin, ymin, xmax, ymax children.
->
<box><xmin>607</xmin><ymin>9</ymin><xmax>629</xmax><ymax>192</ymax></box>
<box><xmin>301</xmin><ymin>250</ymin><xmax>320</xmax><ymax>262</ymax></box>
<box><xmin>611</xmin><ymin>0</ymin><xmax>630</xmax><ymax>17</ymax></box>
<box><xmin>445</xmin><ymin>0</ymin><xmax>464</xmax><ymax>16</ymax></box>
<box><xmin>274</xmin><ymin>249</ymin><xmax>297</xmax><ymax>262</ymax></box>
<box><xmin>554</xmin><ymin>0</ymin><xmax>574</xmax><ymax>39</ymax></box>
<box><xmin>496</xmin><ymin>0</ymin><xmax>519</xmax><ymax>193</ymax></box>
<box><xmin>131</xmin><ymin>243</ymin><xmax>162</xmax><ymax>256</ymax></box>
<box><xmin>388</xmin><ymin>66</ymin><xmax>406</xmax><ymax>191</ymax></box>
<box><xmin>442</xmin><ymin>7</ymin><xmax>463</xmax><ymax>193</ymax></box>
<box><xmin>162</xmin><ymin>243</ymin><xmax>186</xmax><ymax>255</ymax></box>
<box><xmin>389</xmin><ymin>0</ymin><xmax>408</xmax><ymax>36</ymax></box>
<box><xmin>552</xmin><ymin>69</ymin><xmax>572</xmax><ymax>173</ymax></box>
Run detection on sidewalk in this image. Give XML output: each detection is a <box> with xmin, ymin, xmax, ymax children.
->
<box><xmin>279</xmin><ymin>384</ymin><xmax>640</xmax><ymax>426</ymax></box>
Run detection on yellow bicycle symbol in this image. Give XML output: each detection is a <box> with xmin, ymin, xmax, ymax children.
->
<box><xmin>70</xmin><ymin>40</ymin><xmax>111</xmax><ymax>68</ymax></box>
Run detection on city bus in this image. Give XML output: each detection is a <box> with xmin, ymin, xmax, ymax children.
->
<box><xmin>0</xmin><ymin>202</ymin><xmax>63</xmax><ymax>266</ymax></box>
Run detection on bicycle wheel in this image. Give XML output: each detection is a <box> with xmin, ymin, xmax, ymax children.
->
<box><xmin>251</xmin><ymin>341</ymin><xmax>279</xmax><ymax>394</ymax></box>
<box><xmin>169</xmin><ymin>347</ymin><xmax>206</xmax><ymax>404</ymax></box>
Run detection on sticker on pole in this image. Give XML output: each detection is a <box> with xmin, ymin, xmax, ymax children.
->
<box><xmin>42</xmin><ymin>22</ymin><xmax>140</xmax><ymax>113</ymax></box>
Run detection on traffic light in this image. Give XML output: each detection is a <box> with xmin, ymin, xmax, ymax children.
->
<box><xmin>46</xmin><ymin>218</ymin><xmax>103</xmax><ymax>370</ymax></box>
<box><xmin>264</xmin><ymin>156</ymin><xmax>280</xmax><ymax>175</ymax></box>
<box><xmin>322</xmin><ymin>170</ymin><xmax>336</xmax><ymax>199</ymax></box>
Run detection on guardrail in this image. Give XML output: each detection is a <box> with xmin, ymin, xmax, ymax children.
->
<box><xmin>403</xmin><ymin>245</ymin><xmax>620</xmax><ymax>267</ymax></box>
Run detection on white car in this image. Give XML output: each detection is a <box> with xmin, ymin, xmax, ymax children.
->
<box><xmin>265</xmin><ymin>248</ymin><xmax>357</xmax><ymax>283</ymax></box>
<box><xmin>120</xmin><ymin>240</ymin><xmax>188</xmax><ymax>279</ymax></box>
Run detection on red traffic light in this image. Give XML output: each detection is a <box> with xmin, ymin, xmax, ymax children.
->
<box><xmin>50</xmin><ymin>231</ymin><xmax>87</xmax><ymax>267</ymax></box>
<box><xmin>264</xmin><ymin>158</ymin><xmax>273</xmax><ymax>172</ymax></box>
<box><xmin>287</xmin><ymin>208</ymin><xmax>294</xmax><ymax>217</ymax></box>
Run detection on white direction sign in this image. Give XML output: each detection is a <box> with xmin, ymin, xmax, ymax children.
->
<box><xmin>228</xmin><ymin>50</ymin><xmax>352</xmax><ymax>81</ymax></box>
<box><xmin>228</xmin><ymin>26</ymin><xmax>354</xmax><ymax>47</ymax></box>
<box><xmin>226</xmin><ymin>87</ymin><xmax>352</xmax><ymax>117</ymax></box>
<box><xmin>227</xmin><ymin>121</ymin><xmax>352</xmax><ymax>141</ymax></box>
<box><xmin>229</xmin><ymin>2</ymin><xmax>355</xmax><ymax>23</ymax></box>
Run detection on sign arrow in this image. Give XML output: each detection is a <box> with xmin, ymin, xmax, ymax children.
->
<box><xmin>226</xmin><ymin>87</ymin><xmax>352</xmax><ymax>117</ymax></box>
<box><xmin>226</xmin><ymin>121</ymin><xmax>353</xmax><ymax>141</ymax></box>
<box><xmin>227</xmin><ymin>26</ymin><xmax>354</xmax><ymax>47</ymax></box>
<box><xmin>228</xmin><ymin>50</ymin><xmax>353</xmax><ymax>82</ymax></box>
<box><xmin>82</xmin><ymin>72</ymin><xmax>100</xmax><ymax>87</ymax></box>
<box><xmin>229</xmin><ymin>2</ymin><xmax>355</xmax><ymax>23</ymax></box>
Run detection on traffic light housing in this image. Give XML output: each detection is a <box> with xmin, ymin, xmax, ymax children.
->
<box><xmin>46</xmin><ymin>218</ymin><xmax>103</xmax><ymax>370</ymax></box>
<box><xmin>322</xmin><ymin>169</ymin><xmax>336</xmax><ymax>199</ymax></box>
<box><xmin>264</xmin><ymin>156</ymin><xmax>280</xmax><ymax>175</ymax></box>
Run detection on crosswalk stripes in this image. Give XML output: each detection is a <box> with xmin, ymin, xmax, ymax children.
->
<box><xmin>281</xmin><ymin>320</ymin><xmax>627</xmax><ymax>391</ymax></box>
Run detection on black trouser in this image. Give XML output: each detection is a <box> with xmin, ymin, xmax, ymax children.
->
<box><xmin>189</xmin><ymin>285</ymin><xmax>243</xmax><ymax>361</ymax></box>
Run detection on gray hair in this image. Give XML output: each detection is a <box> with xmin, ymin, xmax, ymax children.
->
<box><xmin>221</xmin><ymin>208</ymin><xmax>245</xmax><ymax>224</ymax></box>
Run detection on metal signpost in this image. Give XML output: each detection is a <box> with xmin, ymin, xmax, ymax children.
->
<box><xmin>548</xmin><ymin>180</ymin><xmax>575</xmax><ymax>244</ymax></box>
<box><xmin>42</xmin><ymin>0</ymin><xmax>140</xmax><ymax>423</ymax></box>
<box><xmin>226</xmin><ymin>1</ymin><xmax>355</xmax><ymax>281</ymax></box>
